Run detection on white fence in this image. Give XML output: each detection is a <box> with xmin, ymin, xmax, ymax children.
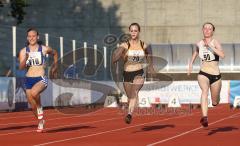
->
<box><xmin>1</xmin><ymin>25</ymin><xmax>239</xmax><ymax>78</ymax></box>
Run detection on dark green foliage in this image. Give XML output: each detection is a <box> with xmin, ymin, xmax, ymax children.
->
<box><xmin>10</xmin><ymin>0</ymin><xmax>28</xmax><ymax>24</ymax></box>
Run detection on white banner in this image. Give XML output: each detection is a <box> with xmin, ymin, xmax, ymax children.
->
<box><xmin>0</xmin><ymin>78</ymin><xmax>230</xmax><ymax>110</ymax></box>
<box><xmin>40</xmin><ymin>80</ymin><xmax>117</xmax><ymax>107</ymax></box>
<box><xmin>51</xmin><ymin>80</ymin><xmax>103</xmax><ymax>106</ymax></box>
<box><xmin>139</xmin><ymin>81</ymin><xmax>229</xmax><ymax>104</ymax></box>
<box><xmin>0</xmin><ymin>77</ymin><xmax>15</xmax><ymax>110</ymax></box>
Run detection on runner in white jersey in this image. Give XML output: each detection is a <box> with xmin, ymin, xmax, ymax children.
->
<box><xmin>188</xmin><ymin>22</ymin><xmax>225</xmax><ymax>127</ymax></box>
<box><xmin>112</xmin><ymin>23</ymin><xmax>154</xmax><ymax>124</ymax></box>
<box><xmin>19</xmin><ymin>28</ymin><xmax>58</xmax><ymax>132</ymax></box>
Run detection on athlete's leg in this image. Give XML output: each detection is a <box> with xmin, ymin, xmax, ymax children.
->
<box><xmin>198</xmin><ymin>74</ymin><xmax>210</xmax><ymax>117</ymax></box>
<box><xmin>29</xmin><ymin>81</ymin><xmax>46</xmax><ymax>121</ymax></box>
<box><xmin>31</xmin><ymin>81</ymin><xmax>47</xmax><ymax>132</ymax></box>
<box><xmin>31</xmin><ymin>81</ymin><xmax>46</xmax><ymax>108</ymax></box>
<box><xmin>26</xmin><ymin>89</ymin><xmax>38</xmax><ymax>118</ymax></box>
<box><xmin>210</xmin><ymin>79</ymin><xmax>222</xmax><ymax>106</ymax></box>
<box><xmin>123</xmin><ymin>82</ymin><xmax>133</xmax><ymax>124</ymax></box>
<box><xmin>124</xmin><ymin>76</ymin><xmax>144</xmax><ymax>114</ymax></box>
<box><xmin>123</xmin><ymin>82</ymin><xmax>133</xmax><ymax>114</ymax></box>
<box><xmin>124</xmin><ymin>76</ymin><xmax>144</xmax><ymax>124</ymax></box>
<box><xmin>198</xmin><ymin>74</ymin><xmax>210</xmax><ymax>127</ymax></box>
<box><xmin>130</xmin><ymin>76</ymin><xmax>144</xmax><ymax>112</ymax></box>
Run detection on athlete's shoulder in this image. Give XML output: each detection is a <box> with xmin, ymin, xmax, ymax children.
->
<box><xmin>40</xmin><ymin>45</ymin><xmax>50</xmax><ymax>55</ymax></box>
<box><xmin>41</xmin><ymin>45</ymin><xmax>48</xmax><ymax>49</ymax></box>
<box><xmin>211</xmin><ymin>38</ymin><xmax>222</xmax><ymax>50</ymax></box>
<box><xmin>119</xmin><ymin>41</ymin><xmax>129</xmax><ymax>49</ymax></box>
<box><xmin>140</xmin><ymin>40</ymin><xmax>148</xmax><ymax>50</ymax></box>
<box><xmin>21</xmin><ymin>46</ymin><xmax>27</xmax><ymax>50</ymax></box>
<box><xmin>196</xmin><ymin>39</ymin><xmax>204</xmax><ymax>46</ymax></box>
<box><xmin>19</xmin><ymin>47</ymin><xmax>27</xmax><ymax>62</ymax></box>
<box><xmin>20</xmin><ymin>47</ymin><xmax>27</xmax><ymax>53</ymax></box>
<box><xmin>212</xmin><ymin>38</ymin><xmax>220</xmax><ymax>45</ymax></box>
<box><xmin>42</xmin><ymin>45</ymin><xmax>53</xmax><ymax>51</ymax></box>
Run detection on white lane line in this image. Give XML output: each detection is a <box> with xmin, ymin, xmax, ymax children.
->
<box><xmin>0</xmin><ymin>115</ymin><xmax>123</xmax><ymax>136</ymax></box>
<box><xmin>146</xmin><ymin>113</ymin><xmax>240</xmax><ymax>146</ymax></box>
<box><xmin>0</xmin><ymin>112</ymin><xmax>60</xmax><ymax>120</ymax></box>
<box><xmin>0</xmin><ymin>107</ymin><xmax>115</xmax><ymax>120</ymax></box>
<box><xmin>34</xmin><ymin>112</ymin><xmax>200</xmax><ymax>146</ymax></box>
<box><xmin>0</xmin><ymin>110</ymin><xmax>118</xmax><ymax>126</ymax></box>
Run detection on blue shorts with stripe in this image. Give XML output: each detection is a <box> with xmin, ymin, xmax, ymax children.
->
<box><xmin>25</xmin><ymin>76</ymin><xmax>48</xmax><ymax>89</ymax></box>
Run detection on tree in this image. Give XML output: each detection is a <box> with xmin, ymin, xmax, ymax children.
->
<box><xmin>10</xmin><ymin>0</ymin><xmax>28</xmax><ymax>25</ymax></box>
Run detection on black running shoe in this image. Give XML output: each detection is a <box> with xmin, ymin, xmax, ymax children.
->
<box><xmin>125</xmin><ymin>114</ymin><xmax>132</xmax><ymax>124</ymax></box>
<box><xmin>200</xmin><ymin>117</ymin><xmax>208</xmax><ymax>127</ymax></box>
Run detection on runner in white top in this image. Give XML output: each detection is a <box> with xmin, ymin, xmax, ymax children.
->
<box><xmin>112</xmin><ymin>23</ymin><xmax>154</xmax><ymax>124</ymax></box>
<box><xmin>188</xmin><ymin>22</ymin><xmax>225</xmax><ymax>127</ymax></box>
<box><xmin>19</xmin><ymin>28</ymin><xmax>58</xmax><ymax>132</ymax></box>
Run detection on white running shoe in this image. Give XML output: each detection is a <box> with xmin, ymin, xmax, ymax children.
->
<box><xmin>37</xmin><ymin>119</ymin><xmax>45</xmax><ymax>133</ymax></box>
<box><xmin>37</xmin><ymin>107</ymin><xmax>43</xmax><ymax>120</ymax></box>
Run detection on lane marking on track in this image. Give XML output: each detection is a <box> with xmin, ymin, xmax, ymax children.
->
<box><xmin>0</xmin><ymin>110</ymin><xmax>119</xmax><ymax>126</ymax></box>
<box><xmin>34</xmin><ymin>111</ymin><xmax>201</xmax><ymax>146</ymax></box>
<box><xmin>146</xmin><ymin>112</ymin><xmax>240</xmax><ymax>146</ymax></box>
<box><xmin>0</xmin><ymin>107</ymin><xmax>115</xmax><ymax>120</ymax></box>
<box><xmin>0</xmin><ymin>110</ymin><xmax>169</xmax><ymax>136</ymax></box>
<box><xmin>0</xmin><ymin>114</ymin><xmax>125</xmax><ymax>136</ymax></box>
<box><xmin>0</xmin><ymin>112</ymin><xmax>60</xmax><ymax>120</ymax></box>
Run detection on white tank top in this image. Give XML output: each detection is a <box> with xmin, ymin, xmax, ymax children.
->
<box><xmin>197</xmin><ymin>39</ymin><xmax>218</xmax><ymax>62</ymax></box>
<box><xmin>127</xmin><ymin>49</ymin><xmax>145</xmax><ymax>63</ymax></box>
<box><xmin>25</xmin><ymin>45</ymin><xmax>44</xmax><ymax>66</ymax></box>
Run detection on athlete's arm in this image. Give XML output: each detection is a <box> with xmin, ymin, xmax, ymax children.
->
<box><xmin>188</xmin><ymin>45</ymin><xmax>199</xmax><ymax>75</ymax></box>
<box><xmin>45</xmin><ymin>46</ymin><xmax>58</xmax><ymax>78</ymax></box>
<box><xmin>46</xmin><ymin>46</ymin><xmax>58</xmax><ymax>66</ymax></box>
<box><xmin>19</xmin><ymin>48</ymin><xmax>28</xmax><ymax>70</ymax></box>
<box><xmin>112</xmin><ymin>43</ymin><xmax>126</xmax><ymax>64</ymax></box>
<box><xmin>212</xmin><ymin>39</ymin><xmax>225</xmax><ymax>59</ymax></box>
<box><xmin>144</xmin><ymin>43</ymin><xmax>155</xmax><ymax>74</ymax></box>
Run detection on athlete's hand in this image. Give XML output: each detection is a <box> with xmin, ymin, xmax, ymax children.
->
<box><xmin>146</xmin><ymin>65</ymin><xmax>156</xmax><ymax>81</ymax></box>
<box><xmin>25</xmin><ymin>52</ymin><xmax>29</xmax><ymax>59</ymax></box>
<box><xmin>25</xmin><ymin>52</ymin><xmax>30</xmax><ymax>67</ymax></box>
<box><xmin>147</xmin><ymin>65</ymin><xmax>156</xmax><ymax>75</ymax></box>
<box><xmin>50</xmin><ymin>63</ymin><xmax>58</xmax><ymax>79</ymax></box>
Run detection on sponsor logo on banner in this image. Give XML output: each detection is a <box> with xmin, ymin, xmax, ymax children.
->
<box><xmin>139</xmin><ymin>81</ymin><xmax>229</xmax><ymax>104</ymax></box>
<box><xmin>168</xmin><ymin>96</ymin><xmax>181</xmax><ymax>108</ymax></box>
<box><xmin>0</xmin><ymin>77</ymin><xmax>15</xmax><ymax>110</ymax></box>
<box><xmin>233</xmin><ymin>96</ymin><xmax>240</xmax><ymax>108</ymax></box>
<box><xmin>230</xmin><ymin>80</ymin><xmax>240</xmax><ymax>107</ymax></box>
<box><xmin>104</xmin><ymin>96</ymin><xmax>118</xmax><ymax>107</ymax></box>
<box><xmin>138</xmin><ymin>96</ymin><xmax>151</xmax><ymax>107</ymax></box>
<box><xmin>154</xmin><ymin>97</ymin><xmax>160</xmax><ymax>103</ymax></box>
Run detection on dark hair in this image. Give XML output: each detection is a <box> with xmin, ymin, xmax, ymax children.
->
<box><xmin>26</xmin><ymin>27</ymin><xmax>42</xmax><ymax>46</ymax></box>
<box><xmin>27</xmin><ymin>27</ymin><xmax>39</xmax><ymax>36</ymax></box>
<box><xmin>203</xmin><ymin>22</ymin><xmax>215</xmax><ymax>31</ymax></box>
<box><xmin>129</xmin><ymin>23</ymin><xmax>141</xmax><ymax>32</ymax></box>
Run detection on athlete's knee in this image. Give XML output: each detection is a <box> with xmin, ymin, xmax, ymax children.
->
<box><xmin>27</xmin><ymin>96</ymin><xmax>33</xmax><ymax>102</ymax></box>
<box><xmin>128</xmin><ymin>95</ymin><xmax>137</xmax><ymax>100</ymax></box>
<box><xmin>131</xmin><ymin>91</ymin><xmax>139</xmax><ymax>98</ymax></box>
<box><xmin>201</xmin><ymin>91</ymin><xmax>208</xmax><ymax>96</ymax></box>
<box><xmin>30</xmin><ymin>90</ymin><xmax>39</xmax><ymax>98</ymax></box>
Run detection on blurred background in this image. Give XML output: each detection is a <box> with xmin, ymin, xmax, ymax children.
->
<box><xmin>0</xmin><ymin>0</ymin><xmax>239</xmax><ymax>112</ymax></box>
